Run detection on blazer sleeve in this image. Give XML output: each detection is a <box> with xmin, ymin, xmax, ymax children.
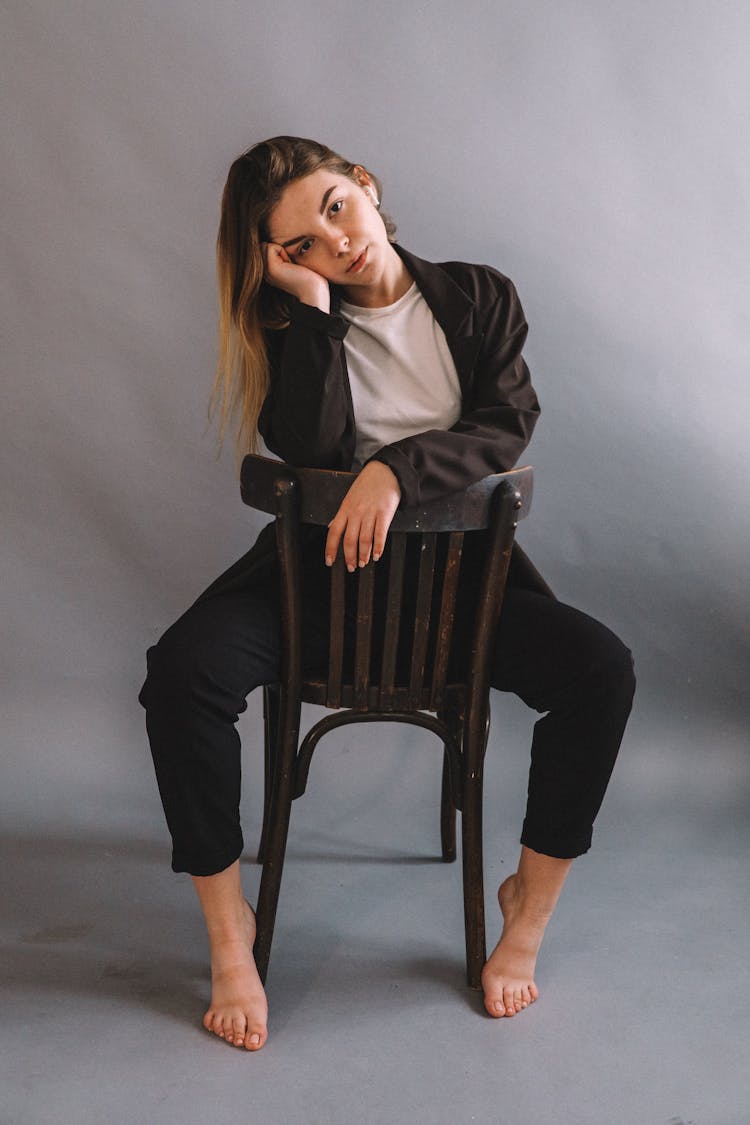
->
<box><xmin>257</xmin><ymin>296</ymin><xmax>355</xmax><ymax>469</ymax></box>
<box><xmin>368</xmin><ymin>273</ymin><xmax>540</xmax><ymax>507</ymax></box>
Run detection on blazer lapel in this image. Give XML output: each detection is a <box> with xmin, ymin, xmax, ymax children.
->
<box><xmin>392</xmin><ymin>244</ymin><xmax>484</xmax><ymax>391</ymax></box>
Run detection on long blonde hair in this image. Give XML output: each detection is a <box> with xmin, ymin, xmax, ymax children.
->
<box><xmin>208</xmin><ymin>136</ymin><xmax>395</xmax><ymax>471</ymax></box>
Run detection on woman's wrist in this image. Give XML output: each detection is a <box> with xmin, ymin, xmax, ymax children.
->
<box><xmin>296</xmin><ymin>282</ymin><xmax>330</xmax><ymax>315</ymax></box>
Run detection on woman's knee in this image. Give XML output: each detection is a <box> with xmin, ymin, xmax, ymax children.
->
<box><xmin>137</xmin><ymin>619</ymin><xmax>196</xmax><ymax>711</ymax></box>
<box><xmin>602</xmin><ymin>630</ymin><xmax>635</xmax><ymax>695</ymax></box>
<box><xmin>585</xmin><ymin>631</ymin><xmax>636</xmax><ymax>725</ymax></box>
<box><xmin>137</xmin><ymin>592</ymin><xmax>281</xmax><ymax>713</ymax></box>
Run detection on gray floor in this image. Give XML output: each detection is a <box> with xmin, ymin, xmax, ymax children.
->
<box><xmin>2</xmin><ymin>684</ymin><xmax>748</xmax><ymax>1125</ymax></box>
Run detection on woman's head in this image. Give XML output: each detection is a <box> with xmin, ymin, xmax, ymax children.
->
<box><xmin>217</xmin><ymin>136</ymin><xmax>395</xmax><ymax>324</ymax></box>
<box><xmin>211</xmin><ymin>137</ymin><xmax>395</xmax><ymax>466</ymax></box>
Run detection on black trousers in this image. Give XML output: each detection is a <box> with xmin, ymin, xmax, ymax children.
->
<box><xmin>138</xmin><ymin>572</ymin><xmax>634</xmax><ymax>876</ymax></box>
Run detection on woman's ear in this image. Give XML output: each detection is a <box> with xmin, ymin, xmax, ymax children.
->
<box><xmin>353</xmin><ymin>165</ymin><xmax>380</xmax><ymax>207</ymax></box>
<box><xmin>352</xmin><ymin>164</ymin><xmax>371</xmax><ymax>188</ymax></box>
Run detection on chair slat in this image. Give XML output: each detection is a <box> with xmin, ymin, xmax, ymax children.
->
<box><xmin>429</xmin><ymin>532</ymin><xmax>464</xmax><ymax>711</ymax></box>
<box><xmin>408</xmin><ymin>534</ymin><xmax>437</xmax><ymax>708</ymax></box>
<box><xmin>353</xmin><ymin>563</ymin><xmax>375</xmax><ymax>709</ymax></box>
<box><xmin>379</xmin><ymin>534</ymin><xmax>406</xmax><ymax>711</ymax></box>
<box><xmin>326</xmin><ymin>554</ymin><xmax>346</xmax><ymax>708</ymax></box>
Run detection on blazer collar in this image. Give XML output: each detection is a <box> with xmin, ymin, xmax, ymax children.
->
<box><xmin>391</xmin><ymin>243</ymin><xmax>477</xmax><ymax>338</ymax></box>
<box><xmin>331</xmin><ymin>243</ymin><xmax>483</xmax><ymax>387</ymax></box>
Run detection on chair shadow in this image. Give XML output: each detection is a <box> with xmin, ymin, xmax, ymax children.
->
<box><xmin>244</xmin><ymin>822</ymin><xmax>457</xmax><ymax>865</ymax></box>
<box><xmin>1</xmin><ymin>829</ymin><xmax>212</xmax><ymax>1029</ymax></box>
<box><xmin>1</xmin><ymin>826</ymin><xmax>480</xmax><ymax>1033</ymax></box>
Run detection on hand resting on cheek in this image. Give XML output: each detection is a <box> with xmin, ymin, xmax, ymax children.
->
<box><xmin>262</xmin><ymin>242</ymin><xmax>330</xmax><ymax>313</ymax></box>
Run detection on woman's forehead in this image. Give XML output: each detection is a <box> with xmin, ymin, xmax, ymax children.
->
<box><xmin>271</xmin><ymin>170</ymin><xmax>350</xmax><ymax>229</ymax></box>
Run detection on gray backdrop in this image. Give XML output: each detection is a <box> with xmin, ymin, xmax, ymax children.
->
<box><xmin>4</xmin><ymin>0</ymin><xmax>748</xmax><ymax>838</ymax></box>
<box><xmin>2</xmin><ymin>2</ymin><xmax>749</xmax><ymax>1119</ymax></box>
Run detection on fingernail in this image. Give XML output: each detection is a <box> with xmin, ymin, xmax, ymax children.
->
<box><xmin>347</xmin><ymin>564</ymin><xmax>355</xmax><ymax>572</ymax></box>
<box><xmin>373</xmin><ymin>553</ymin><xmax>380</xmax><ymax>561</ymax></box>
<box><xmin>325</xmin><ymin>557</ymin><xmax>332</xmax><ymax>566</ymax></box>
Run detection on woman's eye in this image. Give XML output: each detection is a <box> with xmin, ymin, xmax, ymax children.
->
<box><xmin>297</xmin><ymin>239</ymin><xmax>314</xmax><ymax>257</ymax></box>
<box><xmin>329</xmin><ymin>200</ymin><xmax>343</xmax><ymax>215</ymax></box>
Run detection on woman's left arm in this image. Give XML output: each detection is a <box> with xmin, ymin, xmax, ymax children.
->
<box><xmin>367</xmin><ymin>273</ymin><xmax>540</xmax><ymax>508</ymax></box>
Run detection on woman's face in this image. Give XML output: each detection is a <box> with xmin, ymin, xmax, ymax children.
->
<box><xmin>266</xmin><ymin>168</ymin><xmax>391</xmax><ymax>292</ymax></box>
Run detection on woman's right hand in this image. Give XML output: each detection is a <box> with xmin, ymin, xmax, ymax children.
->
<box><xmin>262</xmin><ymin>243</ymin><xmax>330</xmax><ymax>313</ymax></box>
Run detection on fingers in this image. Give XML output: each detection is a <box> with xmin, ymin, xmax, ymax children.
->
<box><xmin>372</xmin><ymin>511</ymin><xmax>389</xmax><ymax>563</ymax></box>
<box><xmin>262</xmin><ymin>242</ymin><xmax>291</xmax><ymax>286</ymax></box>
<box><xmin>325</xmin><ymin>514</ymin><xmax>372</xmax><ymax>572</ymax></box>
<box><xmin>325</xmin><ymin>517</ymin><xmax>345</xmax><ymax>568</ymax></box>
<box><xmin>324</xmin><ymin>462</ymin><xmax>401</xmax><ymax>571</ymax></box>
<box><xmin>350</xmin><ymin>514</ymin><xmax>376</xmax><ymax>569</ymax></box>
<box><xmin>262</xmin><ymin>243</ymin><xmax>331</xmax><ymax>310</ymax></box>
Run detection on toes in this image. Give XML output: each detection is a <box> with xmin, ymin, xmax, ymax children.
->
<box><xmin>232</xmin><ymin>1014</ymin><xmax>247</xmax><ymax>1048</ymax></box>
<box><xmin>485</xmin><ymin>981</ymin><xmax>540</xmax><ymax>1019</ymax></box>
<box><xmin>203</xmin><ymin>1009</ymin><xmax>215</xmax><ymax>1033</ymax></box>
<box><xmin>482</xmin><ymin>993</ymin><xmax>507</xmax><ymax>1018</ymax></box>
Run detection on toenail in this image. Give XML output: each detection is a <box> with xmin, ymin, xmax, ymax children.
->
<box><xmin>250</xmin><ymin>1033</ymin><xmax>261</xmax><ymax>1046</ymax></box>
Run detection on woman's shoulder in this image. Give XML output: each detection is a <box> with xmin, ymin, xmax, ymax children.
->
<box><xmin>396</xmin><ymin>245</ymin><xmax>521</xmax><ymax>312</ymax></box>
<box><xmin>435</xmin><ymin>257</ymin><xmax>520</xmax><ymax>303</ymax></box>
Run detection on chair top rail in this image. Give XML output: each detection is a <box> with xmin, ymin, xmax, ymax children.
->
<box><xmin>241</xmin><ymin>454</ymin><xmax>533</xmax><ymax>532</ymax></box>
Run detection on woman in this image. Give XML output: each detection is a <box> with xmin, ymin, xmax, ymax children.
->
<box><xmin>138</xmin><ymin>136</ymin><xmax>635</xmax><ymax>1051</ymax></box>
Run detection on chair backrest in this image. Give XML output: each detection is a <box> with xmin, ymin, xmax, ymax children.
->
<box><xmin>241</xmin><ymin>455</ymin><xmax>533</xmax><ymax>714</ymax></box>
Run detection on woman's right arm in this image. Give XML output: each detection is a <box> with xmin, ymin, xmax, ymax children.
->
<box><xmin>257</xmin><ymin>245</ymin><xmax>355</xmax><ymax>469</ymax></box>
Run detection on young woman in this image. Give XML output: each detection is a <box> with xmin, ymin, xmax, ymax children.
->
<box><xmin>138</xmin><ymin>136</ymin><xmax>635</xmax><ymax>1051</ymax></box>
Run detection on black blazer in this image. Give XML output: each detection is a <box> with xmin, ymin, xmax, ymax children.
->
<box><xmin>194</xmin><ymin>244</ymin><xmax>553</xmax><ymax>607</ymax></box>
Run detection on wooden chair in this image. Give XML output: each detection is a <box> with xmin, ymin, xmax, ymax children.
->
<box><xmin>240</xmin><ymin>453</ymin><xmax>533</xmax><ymax>989</ymax></box>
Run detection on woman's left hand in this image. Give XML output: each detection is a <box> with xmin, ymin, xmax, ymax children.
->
<box><xmin>325</xmin><ymin>462</ymin><xmax>401</xmax><ymax>571</ymax></box>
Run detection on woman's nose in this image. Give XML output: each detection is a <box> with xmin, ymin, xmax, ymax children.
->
<box><xmin>330</xmin><ymin>231</ymin><xmax>350</xmax><ymax>255</ymax></box>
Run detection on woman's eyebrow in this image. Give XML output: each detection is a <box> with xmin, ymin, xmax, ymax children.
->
<box><xmin>278</xmin><ymin>185</ymin><xmax>338</xmax><ymax>248</ymax></box>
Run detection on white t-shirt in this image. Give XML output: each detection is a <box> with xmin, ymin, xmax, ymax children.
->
<box><xmin>339</xmin><ymin>282</ymin><xmax>462</xmax><ymax>471</ymax></box>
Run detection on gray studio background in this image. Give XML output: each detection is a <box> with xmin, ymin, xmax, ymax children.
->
<box><xmin>3</xmin><ymin>2</ymin><xmax>749</xmax><ymax>1124</ymax></box>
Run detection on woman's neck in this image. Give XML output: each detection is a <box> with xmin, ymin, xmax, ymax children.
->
<box><xmin>341</xmin><ymin>244</ymin><xmax>412</xmax><ymax>309</ymax></box>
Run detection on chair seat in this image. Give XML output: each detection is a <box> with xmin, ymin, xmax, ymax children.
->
<box><xmin>300</xmin><ymin>676</ymin><xmax>466</xmax><ymax>713</ymax></box>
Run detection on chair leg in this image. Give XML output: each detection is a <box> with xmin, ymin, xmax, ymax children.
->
<box><xmin>461</xmin><ymin>768</ymin><xmax>487</xmax><ymax>990</ymax></box>
<box><xmin>253</xmin><ymin>689</ymin><xmax>300</xmax><ymax>985</ymax></box>
<box><xmin>438</xmin><ymin>707</ymin><xmax>460</xmax><ymax>862</ymax></box>
<box><xmin>258</xmin><ymin>684</ymin><xmax>280</xmax><ymax>864</ymax></box>
<box><xmin>439</xmin><ymin>747</ymin><xmax>457</xmax><ymax>863</ymax></box>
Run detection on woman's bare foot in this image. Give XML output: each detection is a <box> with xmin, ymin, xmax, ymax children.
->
<box><xmin>481</xmin><ymin>848</ymin><xmax>572</xmax><ymax>1019</ymax></box>
<box><xmin>481</xmin><ymin>875</ymin><xmax>544</xmax><ymax>1017</ymax></box>
<box><xmin>202</xmin><ymin>899</ymin><xmax>268</xmax><ymax>1050</ymax></box>
<box><xmin>192</xmin><ymin>862</ymin><xmax>268</xmax><ymax>1051</ymax></box>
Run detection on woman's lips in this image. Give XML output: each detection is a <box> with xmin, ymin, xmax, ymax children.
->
<box><xmin>346</xmin><ymin>247</ymin><xmax>368</xmax><ymax>273</ymax></box>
